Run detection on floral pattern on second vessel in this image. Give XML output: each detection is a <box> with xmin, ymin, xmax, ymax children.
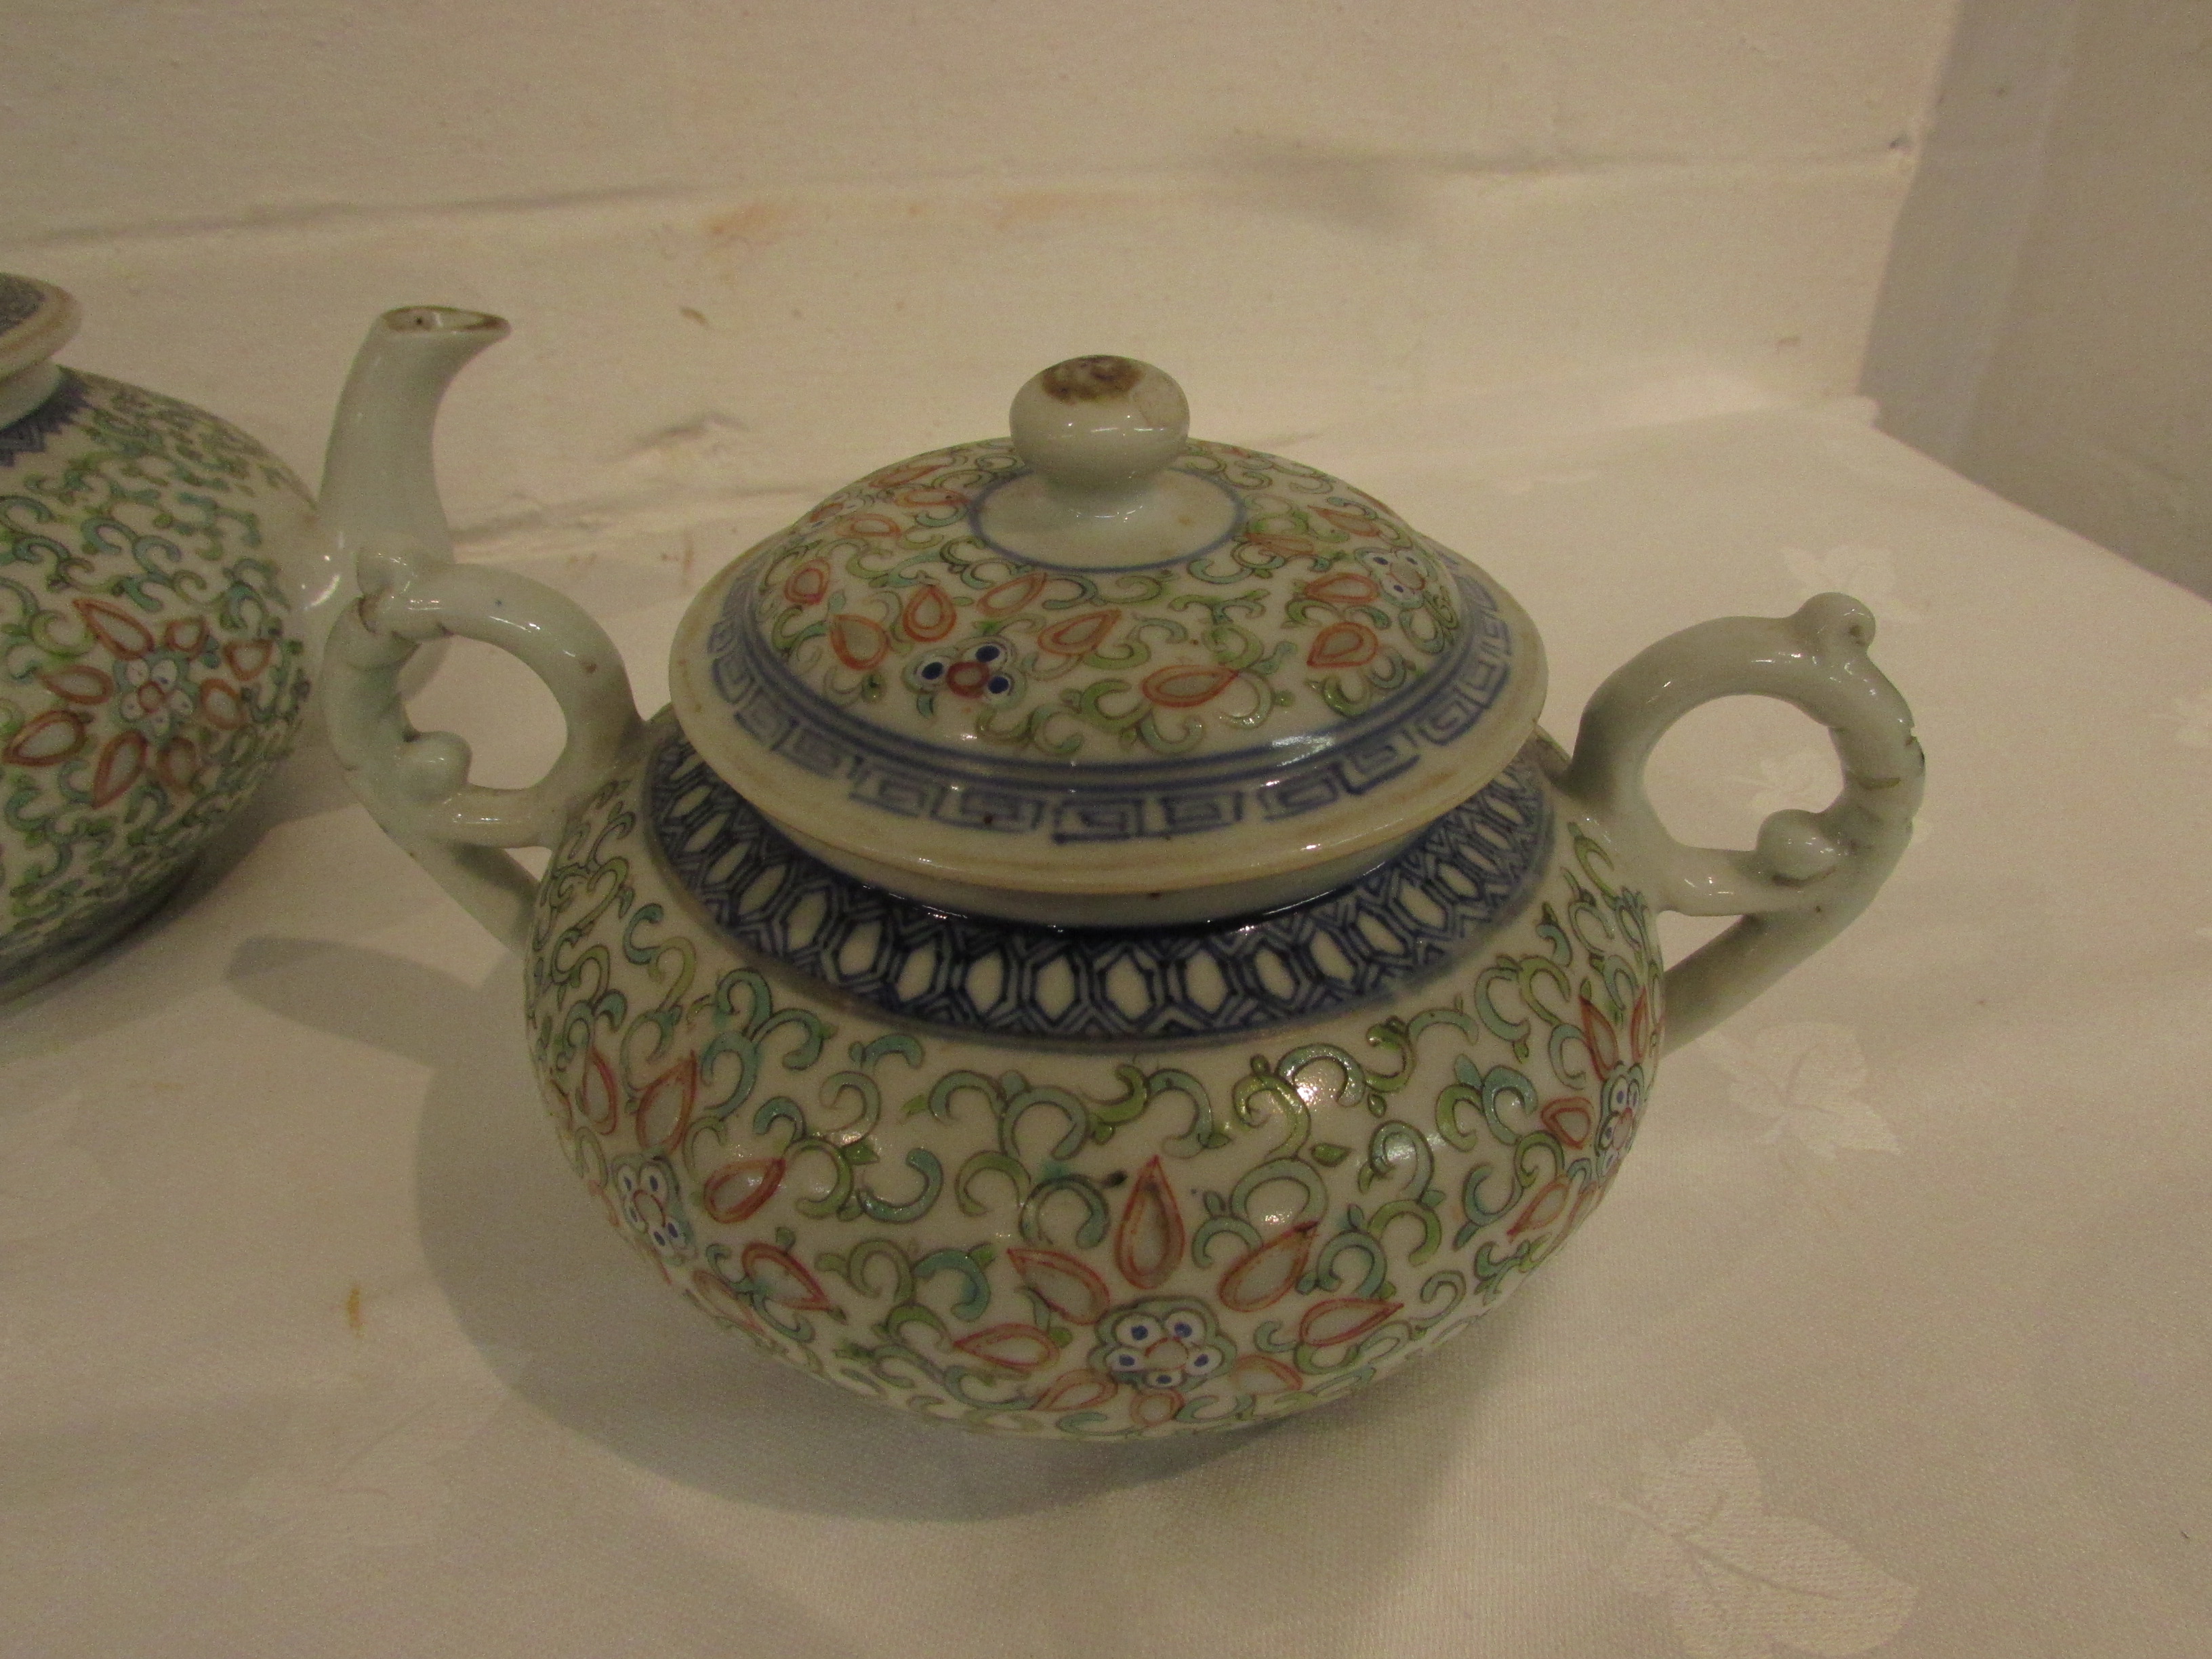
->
<box><xmin>0</xmin><ymin>369</ymin><xmax>310</xmax><ymax>985</ymax></box>
<box><xmin>524</xmin><ymin>728</ymin><xmax>1662</xmax><ymax>1435</ymax></box>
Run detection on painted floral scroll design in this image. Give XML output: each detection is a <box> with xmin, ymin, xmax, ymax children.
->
<box><xmin>745</xmin><ymin>438</ymin><xmax>1467</xmax><ymax>760</ymax></box>
<box><xmin>523</xmin><ymin>760</ymin><xmax>1662</xmax><ymax>1435</ymax></box>
<box><xmin>0</xmin><ymin>371</ymin><xmax>307</xmax><ymax>979</ymax></box>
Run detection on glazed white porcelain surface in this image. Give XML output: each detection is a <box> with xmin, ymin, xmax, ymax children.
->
<box><xmin>662</xmin><ymin>354</ymin><xmax>1550</xmax><ymax>920</ymax></box>
<box><xmin>0</xmin><ymin>274</ymin><xmax>314</xmax><ymax>998</ymax></box>
<box><xmin>319</xmin><ymin>310</ymin><xmax>1923</xmax><ymax>1435</ymax></box>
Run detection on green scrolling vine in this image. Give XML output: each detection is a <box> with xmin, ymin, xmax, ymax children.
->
<box><xmin>745</xmin><ymin>437</ymin><xmax>1467</xmax><ymax>762</ymax></box>
<box><xmin>525</xmin><ymin>760</ymin><xmax>1661</xmax><ymax>1435</ymax></box>
<box><xmin>0</xmin><ymin>371</ymin><xmax>308</xmax><ymax>983</ymax></box>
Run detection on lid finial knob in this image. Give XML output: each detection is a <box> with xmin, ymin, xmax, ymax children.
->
<box><xmin>980</xmin><ymin>356</ymin><xmax>1237</xmax><ymax>569</ymax></box>
<box><xmin>1009</xmin><ymin>355</ymin><xmax>1189</xmax><ymax>493</ymax></box>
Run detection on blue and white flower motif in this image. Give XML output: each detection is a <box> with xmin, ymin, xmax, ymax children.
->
<box><xmin>1361</xmin><ymin>547</ymin><xmax>1431</xmax><ymax>607</ymax></box>
<box><xmin>118</xmin><ymin>655</ymin><xmax>196</xmax><ymax>738</ymax></box>
<box><xmin>1091</xmin><ymin>1299</ymin><xmax>1233</xmax><ymax>1393</ymax></box>
<box><xmin>909</xmin><ymin>638</ymin><xmax>1019</xmax><ymax>702</ymax></box>
<box><xmin>1598</xmin><ymin>1061</ymin><xmax>1646</xmax><ymax>1175</ymax></box>
<box><xmin>611</xmin><ymin>1155</ymin><xmax>694</xmax><ymax>1261</ymax></box>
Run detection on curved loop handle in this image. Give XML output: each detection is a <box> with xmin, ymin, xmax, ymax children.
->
<box><xmin>323</xmin><ymin>541</ymin><xmax>644</xmax><ymax>951</ymax></box>
<box><xmin>1558</xmin><ymin>593</ymin><xmax>1923</xmax><ymax>1052</ymax></box>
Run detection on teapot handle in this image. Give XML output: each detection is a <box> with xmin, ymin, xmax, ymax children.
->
<box><xmin>1557</xmin><ymin>593</ymin><xmax>1923</xmax><ymax>1052</ymax></box>
<box><xmin>322</xmin><ymin>541</ymin><xmax>644</xmax><ymax>951</ymax></box>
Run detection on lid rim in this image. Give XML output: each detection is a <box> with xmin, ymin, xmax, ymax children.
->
<box><xmin>0</xmin><ymin>275</ymin><xmax>81</xmax><ymax>384</ymax></box>
<box><xmin>712</xmin><ymin>553</ymin><xmax>1503</xmax><ymax>789</ymax></box>
<box><xmin>670</xmin><ymin>562</ymin><xmax>1549</xmax><ymax>899</ymax></box>
<box><xmin>664</xmin><ymin>419</ymin><xmax>1549</xmax><ymax>902</ymax></box>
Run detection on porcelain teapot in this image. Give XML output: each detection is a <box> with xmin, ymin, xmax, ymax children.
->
<box><xmin>322</xmin><ymin>307</ymin><xmax>1921</xmax><ymax>1437</ymax></box>
<box><xmin>0</xmin><ymin>275</ymin><xmax>474</xmax><ymax>1000</ymax></box>
<box><xmin>0</xmin><ymin>274</ymin><xmax>322</xmax><ymax>999</ymax></box>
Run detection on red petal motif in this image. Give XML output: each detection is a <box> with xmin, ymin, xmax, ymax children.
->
<box><xmin>894</xmin><ymin>485</ymin><xmax>967</xmax><ymax>512</ymax></box>
<box><xmin>980</xmin><ymin>573</ymin><xmax>1046</xmax><ymax>615</ymax></box>
<box><xmin>1298</xmin><ymin>571</ymin><xmax>1378</xmax><ymax>607</ymax></box>
<box><xmin>1217</xmin><ymin>1222</ymin><xmax>1315</xmax><ymax>1312</ymax></box>
<box><xmin>163</xmin><ymin>617</ymin><xmax>209</xmax><ymax>655</ymax></box>
<box><xmin>783</xmin><ymin>561</ymin><xmax>830</xmax><ymax>606</ymax></box>
<box><xmin>867</xmin><ymin>460</ymin><xmax>937</xmax><ymax>491</ymax></box>
<box><xmin>1628</xmin><ymin>989</ymin><xmax>1655</xmax><ymax>1066</ymax></box>
<box><xmin>702</xmin><ymin>1157</ymin><xmax>785</xmax><ymax>1224</ymax></box>
<box><xmin>573</xmin><ymin>1046</ymin><xmax>621</xmax><ymax>1134</ymax></box>
<box><xmin>827</xmin><ymin>613</ymin><xmax>890</xmax><ymax>671</ymax></box>
<box><xmin>1507</xmin><ymin>1176</ymin><xmax>1572</xmax><ymax>1238</ymax></box>
<box><xmin>1113</xmin><ymin>1157</ymin><xmax>1187</xmax><ymax>1290</ymax></box>
<box><xmin>1037</xmin><ymin>609</ymin><xmax>1121</xmax><ymax>657</ymax></box>
<box><xmin>952</xmin><ymin>1324</ymin><xmax>1058</xmax><ymax>1372</ymax></box>
<box><xmin>155</xmin><ymin>736</ymin><xmax>201</xmax><ymax>794</ymax></box>
<box><xmin>39</xmin><ymin>666</ymin><xmax>111</xmax><ymax>705</ymax></box>
<box><xmin>1129</xmin><ymin>1389</ymin><xmax>1183</xmax><ymax>1429</ymax></box>
<box><xmin>1296</xmin><ymin>1297</ymin><xmax>1400</xmax><ymax>1349</ymax></box>
<box><xmin>89</xmin><ymin>731</ymin><xmax>148</xmax><ymax>807</ymax></box>
<box><xmin>1034</xmin><ymin>1370</ymin><xmax>1120</xmax><ymax>1413</ymax></box>
<box><xmin>76</xmin><ymin>599</ymin><xmax>155</xmax><ymax>659</ymax></box>
<box><xmin>224</xmin><ymin>639</ymin><xmax>276</xmax><ymax>682</ymax></box>
<box><xmin>1578</xmin><ymin>996</ymin><xmax>1621</xmax><ymax>1077</ymax></box>
<box><xmin>740</xmin><ymin>1242</ymin><xmax>835</xmax><ymax>1311</ymax></box>
<box><xmin>1008</xmin><ymin>1246</ymin><xmax>1112</xmax><ymax>1324</ymax></box>
<box><xmin>3</xmin><ymin>708</ymin><xmax>87</xmax><ymax>766</ymax></box>
<box><xmin>1539</xmin><ymin>1097</ymin><xmax>1595</xmax><ymax>1151</ymax></box>
<box><xmin>1306</xmin><ymin>621</ymin><xmax>1379</xmax><ymax>669</ymax></box>
<box><xmin>901</xmin><ymin>584</ymin><xmax>956</xmax><ymax>642</ymax></box>
<box><xmin>1229</xmin><ymin>1353</ymin><xmax>1304</xmax><ymax>1396</ymax></box>
<box><xmin>198</xmin><ymin>679</ymin><xmax>247</xmax><ymax>731</ymax></box>
<box><xmin>1140</xmin><ymin>663</ymin><xmax>1236</xmax><ymax>709</ymax></box>
<box><xmin>634</xmin><ymin>1053</ymin><xmax>699</xmax><ymax>1150</ymax></box>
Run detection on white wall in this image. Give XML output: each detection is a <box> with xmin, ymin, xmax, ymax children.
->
<box><xmin>7</xmin><ymin>1</ymin><xmax>1959</xmax><ymax>539</ymax></box>
<box><xmin>1864</xmin><ymin>0</ymin><xmax>2212</xmax><ymax>598</ymax></box>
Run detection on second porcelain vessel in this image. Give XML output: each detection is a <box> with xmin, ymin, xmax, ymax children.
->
<box><xmin>323</xmin><ymin>311</ymin><xmax>1922</xmax><ymax>1436</ymax></box>
<box><xmin>0</xmin><ymin>274</ymin><xmax>314</xmax><ymax>997</ymax></box>
<box><xmin>0</xmin><ymin>274</ymin><xmax>463</xmax><ymax>999</ymax></box>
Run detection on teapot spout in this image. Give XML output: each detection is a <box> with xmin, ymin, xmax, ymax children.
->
<box><xmin>314</xmin><ymin>303</ymin><xmax>643</xmax><ymax>951</ymax></box>
<box><xmin>298</xmin><ymin>306</ymin><xmax>510</xmax><ymax>651</ymax></box>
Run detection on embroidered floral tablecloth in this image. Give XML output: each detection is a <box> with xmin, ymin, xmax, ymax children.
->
<box><xmin>3</xmin><ymin>398</ymin><xmax>2205</xmax><ymax>1658</ymax></box>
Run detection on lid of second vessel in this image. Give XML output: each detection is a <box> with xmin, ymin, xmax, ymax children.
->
<box><xmin>0</xmin><ymin>274</ymin><xmax>78</xmax><ymax>382</ymax></box>
<box><xmin>669</xmin><ymin>355</ymin><xmax>1546</xmax><ymax>904</ymax></box>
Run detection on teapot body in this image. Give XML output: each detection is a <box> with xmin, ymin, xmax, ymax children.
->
<box><xmin>319</xmin><ymin>312</ymin><xmax>1921</xmax><ymax>1437</ymax></box>
<box><xmin>0</xmin><ymin>279</ymin><xmax>312</xmax><ymax>998</ymax></box>
<box><xmin>525</xmin><ymin>711</ymin><xmax>1659</xmax><ymax>1435</ymax></box>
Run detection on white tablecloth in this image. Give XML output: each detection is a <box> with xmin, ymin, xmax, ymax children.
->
<box><xmin>5</xmin><ymin>396</ymin><xmax>2208</xmax><ymax>1658</ymax></box>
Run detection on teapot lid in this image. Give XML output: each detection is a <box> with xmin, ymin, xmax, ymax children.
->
<box><xmin>0</xmin><ymin>274</ymin><xmax>79</xmax><ymax>382</ymax></box>
<box><xmin>668</xmin><ymin>357</ymin><xmax>1544</xmax><ymax>921</ymax></box>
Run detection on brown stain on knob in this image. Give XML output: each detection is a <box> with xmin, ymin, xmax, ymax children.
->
<box><xmin>1042</xmin><ymin>356</ymin><xmax>1143</xmax><ymax>402</ymax></box>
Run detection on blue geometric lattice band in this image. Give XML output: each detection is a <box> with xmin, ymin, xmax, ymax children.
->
<box><xmin>648</xmin><ymin>725</ymin><xmax>1553</xmax><ymax>1044</ymax></box>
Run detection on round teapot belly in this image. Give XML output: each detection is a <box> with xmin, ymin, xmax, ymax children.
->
<box><xmin>525</xmin><ymin>716</ymin><xmax>1662</xmax><ymax>1436</ymax></box>
<box><xmin>0</xmin><ymin>369</ymin><xmax>312</xmax><ymax>999</ymax></box>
